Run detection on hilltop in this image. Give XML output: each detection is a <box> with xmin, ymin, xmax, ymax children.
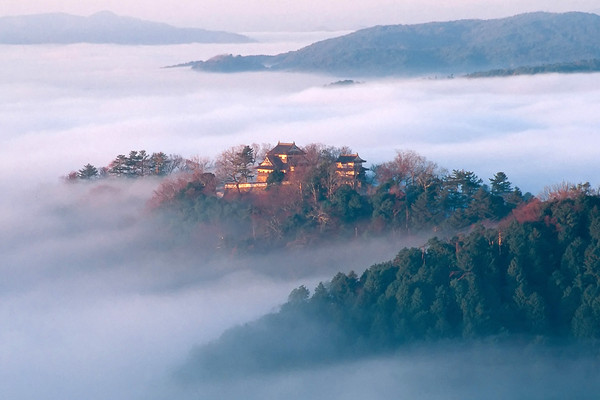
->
<box><xmin>188</xmin><ymin>12</ymin><xmax>600</xmax><ymax>76</ymax></box>
<box><xmin>0</xmin><ymin>11</ymin><xmax>252</xmax><ymax>44</ymax></box>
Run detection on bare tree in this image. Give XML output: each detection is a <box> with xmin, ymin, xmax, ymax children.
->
<box><xmin>184</xmin><ymin>155</ymin><xmax>213</xmax><ymax>174</ymax></box>
<box><xmin>215</xmin><ymin>144</ymin><xmax>256</xmax><ymax>193</ymax></box>
<box><xmin>164</xmin><ymin>154</ymin><xmax>186</xmax><ymax>175</ymax></box>
<box><xmin>539</xmin><ymin>181</ymin><xmax>595</xmax><ymax>201</ymax></box>
<box><xmin>251</xmin><ymin>142</ymin><xmax>272</xmax><ymax>165</ymax></box>
<box><xmin>374</xmin><ymin>149</ymin><xmax>440</xmax><ymax>190</ymax></box>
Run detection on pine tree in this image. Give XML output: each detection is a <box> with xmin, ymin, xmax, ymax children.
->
<box><xmin>490</xmin><ymin>171</ymin><xmax>512</xmax><ymax>196</ymax></box>
<box><xmin>77</xmin><ymin>163</ymin><xmax>98</xmax><ymax>179</ymax></box>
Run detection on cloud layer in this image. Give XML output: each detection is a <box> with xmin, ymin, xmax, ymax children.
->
<box><xmin>0</xmin><ymin>177</ymin><xmax>405</xmax><ymax>400</ymax></box>
<box><xmin>171</xmin><ymin>343</ymin><xmax>600</xmax><ymax>400</ymax></box>
<box><xmin>2</xmin><ymin>38</ymin><xmax>600</xmax><ymax>193</ymax></box>
<box><xmin>2</xmin><ymin>37</ymin><xmax>600</xmax><ymax>399</ymax></box>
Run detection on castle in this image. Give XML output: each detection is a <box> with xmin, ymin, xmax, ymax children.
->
<box><xmin>224</xmin><ymin>141</ymin><xmax>367</xmax><ymax>192</ymax></box>
<box><xmin>256</xmin><ymin>142</ymin><xmax>308</xmax><ymax>183</ymax></box>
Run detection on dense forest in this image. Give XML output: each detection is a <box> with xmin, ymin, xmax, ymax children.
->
<box><xmin>67</xmin><ymin>144</ymin><xmax>541</xmax><ymax>252</ymax></box>
<box><xmin>181</xmin><ymin>191</ymin><xmax>600</xmax><ymax>379</ymax></box>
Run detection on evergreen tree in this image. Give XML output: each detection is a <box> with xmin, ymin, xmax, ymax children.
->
<box><xmin>77</xmin><ymin>163</ymin><xmax>98</xmax><ymax>179</ymax></box>
<box><xmin>149</xmin><ymin>152</ymin><xmax>169</xmax><ymax>176</ymax></box>
<box><xmin>109</xmin><ymin>154</ymin><xmax>128</xmax><ymax>176</ymax></box>
<box><xmin>490</xmin><ymin>171</ymin><xmax>512</xmax><ymax>196</ymax></box>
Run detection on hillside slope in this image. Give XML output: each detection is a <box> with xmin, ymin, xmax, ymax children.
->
<box><xmin>191</xmin><ymin>12</ymin><xmax>600</xmax><ymax>76</ymax></box>
<box><xmin>0</xmin><ymin>11</ymin><xmax>252</xmax><ymax>44</ymax></box>
<box><xmin>180</xmin><ymin>193</ymin><xmax>600</xmax><ymax>379</ymax></box>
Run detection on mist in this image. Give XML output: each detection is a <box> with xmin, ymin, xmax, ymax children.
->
<box><xmin>1</xmin><ymin>177</ymin><xmax>415</xmax><ymax>400</ymax></box>
<box><xmin>2</xmin><ymin>38</ymin><xmax>600</xmax><ymax>193</ymax></box>
<box><xmin>2</xmin><ymin>35</ymin><xmax>600</xmax><ymax>399</ymax></box>
<box><xmin>171</xmin><ymin>343</ymin><xmax>600</xmax><ymax>400</ymax></box>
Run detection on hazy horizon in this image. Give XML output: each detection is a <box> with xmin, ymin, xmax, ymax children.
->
<box><xmin>1</xmin><ymin>1</ymin><xmax>600</xmax><ymax>31</ymax></box>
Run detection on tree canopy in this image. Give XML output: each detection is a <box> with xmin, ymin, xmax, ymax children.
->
<box><xmin>67</xmin><ymin>145</ymin><xmax>573</xmax><ymax>254</ymax></box>
<box><xmin>182</xmin><ymin>193</ymin><xmax>600</xmax><ymax>379</ymax></box>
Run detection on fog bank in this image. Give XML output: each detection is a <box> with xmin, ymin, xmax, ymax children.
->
<box><xmin>0</xmin><ymin>179</ymin><xmax>408</xmax><ymax>400</ymax></box>
<box><xmin>3</xmin><ymin>37</ymin><xmax>600</xmax><ymax>399</ymax></box>
<box><xmin>2</xmin><ymin>40</ymin><xmax>600</xmax><ymax>194</ymax></box>
<box><xmin>171</xmin><ymin>342</ymin><xmax>600</xmax><ymax>400</ymax></box>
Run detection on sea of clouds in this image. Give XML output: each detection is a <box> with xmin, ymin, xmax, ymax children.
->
<box><xmin>2</xmin><ymin>34</ymin><xmax>600</xmax><ymax>399</ymax></box>
<box><xmin>2</xmin><ymin>34</ymin><xmax>600</xmax><ymax>192</ymax></box>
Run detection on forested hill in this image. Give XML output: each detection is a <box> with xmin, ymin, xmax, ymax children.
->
<box><xmin>68</xmin><ymin>146</ymin><xmax>548</xmax><ymax>254</ymax></box>
<box><xmin>189</xmin><ymin>12</ymin><xmax>600</xmax><ymax>76</ymax></box>
<box><xmin>0</xmin><ymin>11</ymin><xmax>252</xmax><ymax>44</ymax></box>
<box><xmin>180</xmin><ymin>192</ymin><xmax>600</xmax><ymax>380</ymax></box>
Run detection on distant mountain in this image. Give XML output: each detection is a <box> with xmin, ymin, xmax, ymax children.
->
<box><xmin>0</xmin><ymin>11</ymin><xmax>252</xmax><ymax>44</ymax></box>
<box><xmin>189</xmin><ymin>12</ymin><xmax>600</xmax><ymax>76</ymax></box>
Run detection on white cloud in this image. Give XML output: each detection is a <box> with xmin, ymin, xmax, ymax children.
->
<box><xmin>3</xmin><ymin>42</ymin><xmax>600</xmax><ymax>193</ymax></box>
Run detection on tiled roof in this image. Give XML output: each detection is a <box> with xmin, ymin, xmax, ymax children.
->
<box><xmin>257</xmin><ymin>155</ymin><xmax>286</xmax><ymax>170</ymax></box>
<box><xmin>267</xmin><ymin>142</ymin><xmax>306</xmax><ymax>156</ymax></box>
<box><xmin>336</xmin><ymin>154</ymin><xmax>366</xmax><ymax>163</ymax></box>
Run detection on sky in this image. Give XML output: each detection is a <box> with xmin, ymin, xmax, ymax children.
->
<box><xmin>1</xmin><ymin>0</ymin><xmax>600</xmax><ymax>31</ymax></box>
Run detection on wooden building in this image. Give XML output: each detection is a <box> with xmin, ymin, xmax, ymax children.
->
<box><xmin>256</xmin><ymin>142</ymin><xmax>308</xmax><ymax>183</ymax></box>
<box><xmin>335</xmin><ymin>153</ymin><xmax>367</xmax><ymax>189</ymax></box>
<box><xmin>224</xmin><ymin>143</ymin><xmax>367</xmax><ymax>193</ymax></box>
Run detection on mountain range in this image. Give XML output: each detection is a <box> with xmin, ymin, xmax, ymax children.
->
<box><xmin>0</xmin><ymin>11</ymin><xmax>252</xmax><ymax>44</ymax></box>
<box><xmin>189</xmin><ymin>12</ymin><xmax>600</xmax><ymax>76</ymax></box>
